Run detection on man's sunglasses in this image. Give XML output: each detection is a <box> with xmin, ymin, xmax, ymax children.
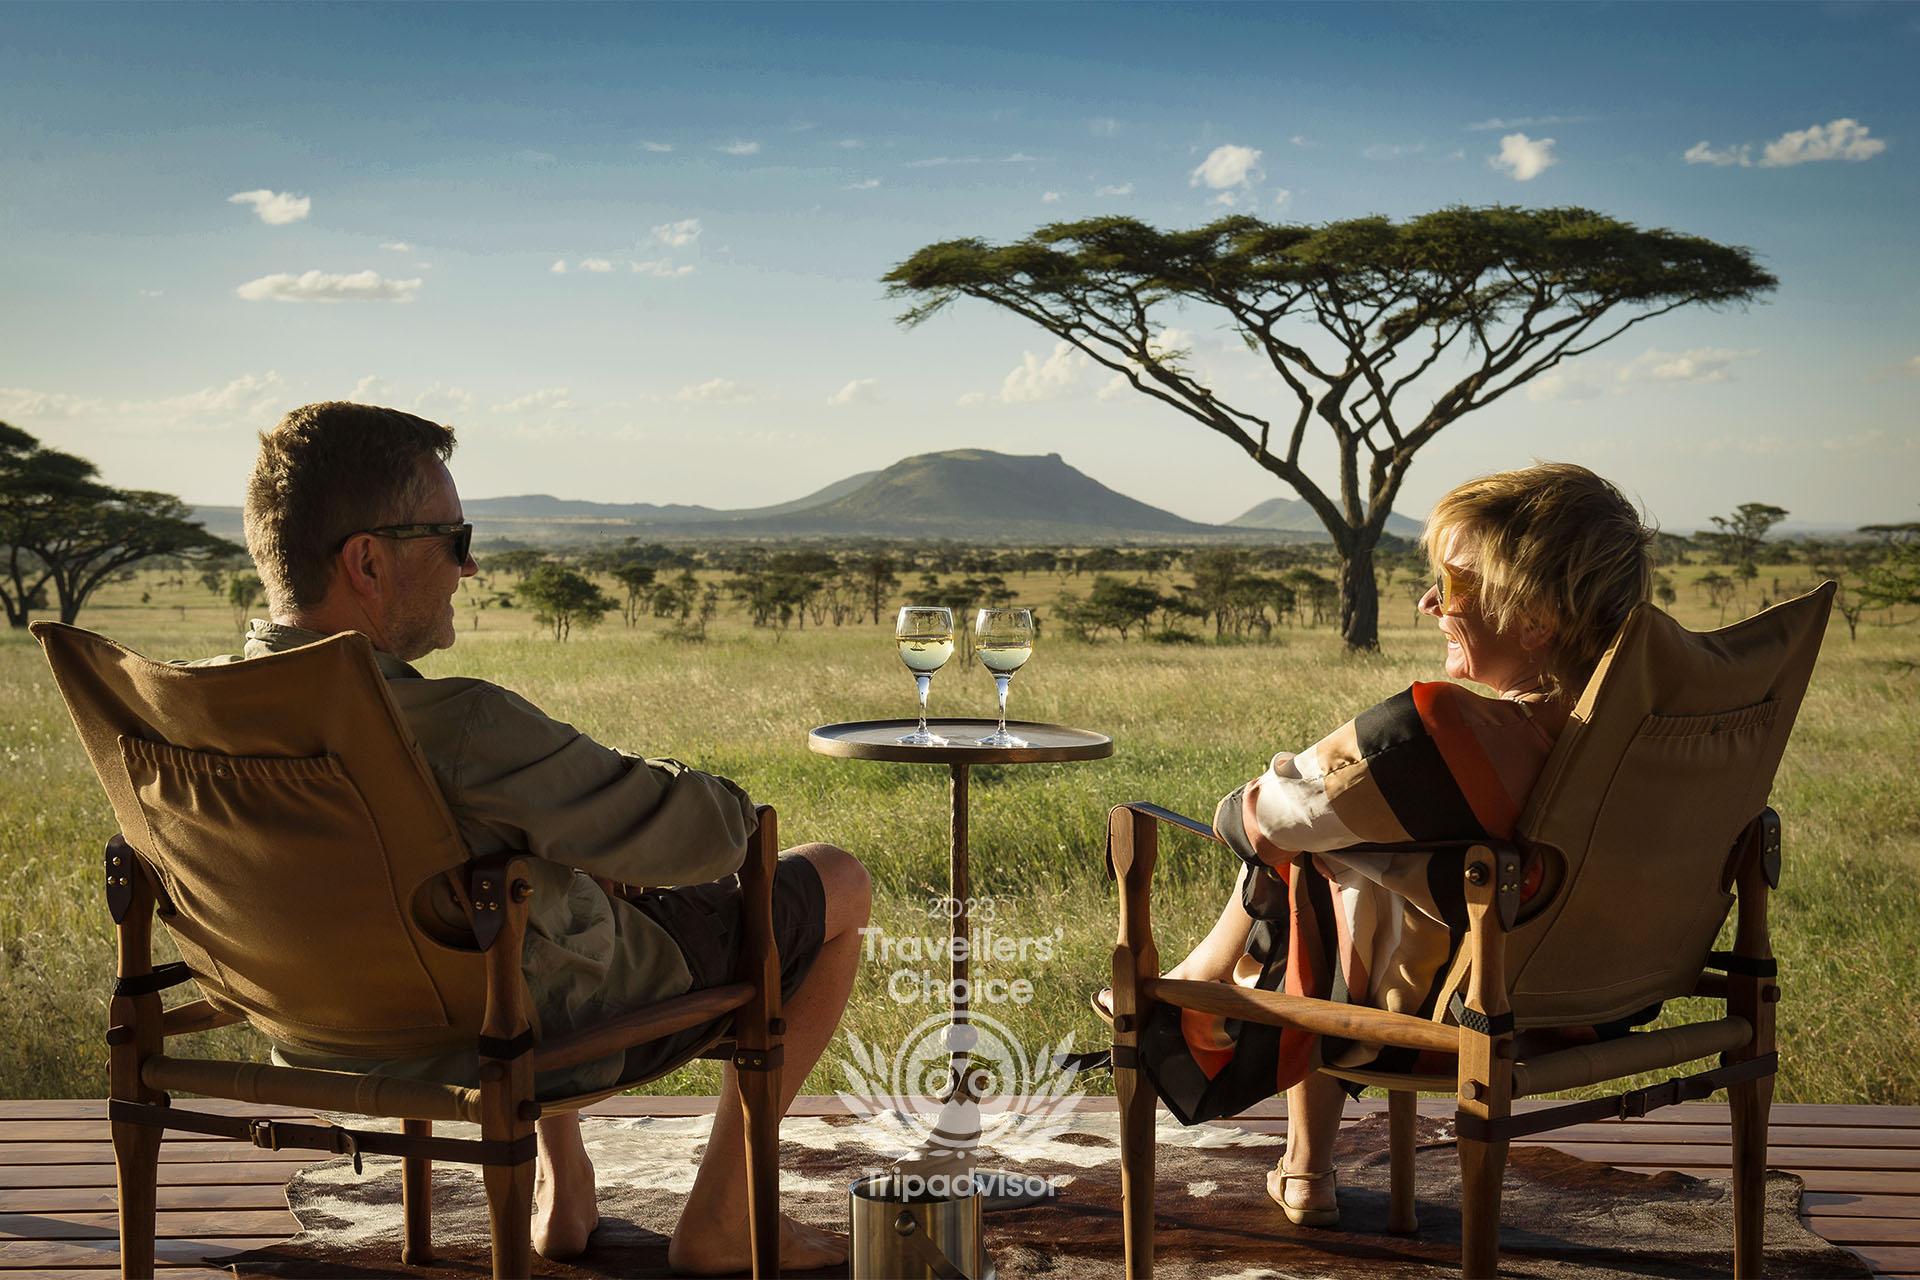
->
<box><xmin>346</xmin><ymin>522</ymin><xmax>474</xmax><ymax>564</ymax></box>
<box><xmin>1433</xmin><ymin>563</ymin><xmax>1476</xmax><ymax>614</ymax></box>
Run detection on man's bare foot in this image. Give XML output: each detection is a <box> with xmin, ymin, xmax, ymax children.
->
<box><xmin>532</xmin><ymin>1142</ymin><xmax>600</xmax><ymax>1260</ymax></box>
<box><xmin>667</xmin><ymin>1212</ymin><xmax>847</xmax><ymax>1275</ymax></box>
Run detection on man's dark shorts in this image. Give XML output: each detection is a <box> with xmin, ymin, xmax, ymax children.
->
<box><xmin>610</xmin><ymin>853</ymin><xmax>827</xmax><ymax>1082</ymax></box>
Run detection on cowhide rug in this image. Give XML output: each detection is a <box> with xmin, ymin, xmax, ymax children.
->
<box><xmin>225</xmin><ymin>1111</ymin><xmax>1868</xmax><ymax>1278</ymax></box>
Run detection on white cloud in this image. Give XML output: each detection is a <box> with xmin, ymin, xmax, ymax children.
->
<box><xmin>235</xmin><ymin>269</ymin><xmax>421</xmax><ymax>303</ymax></box>
<box><xmin>826</xmin><ymin>378</ymin><xmax>881</xmax><ymax>407</ymax></box>
<box><xmin>956</xmin><ymin>391</ymin><xmax>988</xmax><ymax>408</ymax></box>
<box><xmin>1188</xmin><ymin>144</ymin><xmax>1263</xmax><ymax>190</ymax></box>
<box><xmin>673</xmin><ymin>378</ymin><xmax>757</xmax><ymax>404</ymax></box>
<box><xmin>1041</xmin><ymin>191</ymin><xmax>1062</xmax><ymax>204</ymax></box>
<box><xmin>1685</xmin><ymin>141</ymin><xmax>1752</xmax><ymax>167</ymax></box>
<box><xmin>845</xmin><ymin>178</ymin><xmax>882</xmax><ymax>190</ymax></box>
<box><xmin>1272</xmin><ymin>187</ymin><xmax>1293</xmax><ymax>208</ymax></box>
<box><xmin>630</xmin><ymin>258</ymin><xmax>696</xmax><ymax>277</ymax></box>
<box><xmin>228</xmin><ymin>189</ymin><xmax>311</xmax><ymax>226</ymax></box>
<box><xmin>1525</xmin><ymin>367</ymin><xmax>1606</xmax><ymax>403</ymax></box>
<box><xmin>640</xmin><ymin>140</ymin><xmax>674</xmax><ymax>153</ymax></box>
<box><xmin>1210</xmin><ymin>191</ymin><xmax>1239</xmax><ymax>208</ymax></box>
<box><xmin>1466</xmin><ymin>114</ymin><xmax>1591</xmax><ymax>132</ymax></box>
<box><xmin>1095</xmin><ymin>182</ymin><xmax>1134</xmax><ymax>197</ymax></box>
<box><xmin>652</xmin><ymin>217</ymin><xmax>703</xmax><ymax>247</ymax></box>
<box><xmin>138</xmin><ymin>288</ymin><xmax>164</xmax><ymax>298</ymax></box>
<box><xmin>1489</xmin><ymin>132</ymin><xmax>1557</xmax><ymax>181</ymax></box>
<box><xmin>835</xmin><ymin>138</ymin><xmax>866</xmax><ymax>149</ymax></box>
<box><xmin>719</xmin><ymin>140</ymin><xmax>762</xmax><ymax>156</ymax></box>
<box><xmin>491</xmin><ymin>387</ymin><xmax>575</xmax><ymax>414</ymax></box>
<box><xmin>1089</xmin><ymin>116</ymin><xmax>1121</xmax><ymax>137</ymax></box>
<box><xmin>379</xmin><ymin>240</ymin><xmax>413</xmax><ymax>253</ymax></box>
<box><xmin>550</xmin><ymin>260</ymin><xmax>568</xmax><ymax>274</ymax></box>
<box><xmin>1290</xmin><ymin>134</ymin><xmax>1316</xmax><ymax>148</ymax></box>
<box><xmin>999</xmin><ymin>342</ymin><xmax>1087</xmax><ymax>403</ymax></box>
<box><xmin>1618</xmin><ymin>347</ymin><xmax>1758</xmax><ymax>385</ymax></box>
<box><xmin>1760</xmin><ymin>118</ymin><xmax>1885</xmax><ymax>167</ymax></box>
<box><xmin>0</xmin><ymin>372</ymin><xmax>287</xmax><ymax>431</ymax></box>
<box><xmin>578</xmin><ymin>258</ymin><xmax>615</xmax><ymax>273</ymax></box>
<box><xmin>907</xmin><ymin>153</ymin><xmax>1040</xmax><ymax>169</ymax></box>
<box><xmin>1685</xmin><ymin>119</ymin><xmax>1886</xmax><ymax>170</ymax></box>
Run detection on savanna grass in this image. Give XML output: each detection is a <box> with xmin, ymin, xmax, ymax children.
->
<box><xmin>1</xmin><ymin>566</ymin><xmax>1914</xmax><ymax>1105</ymax></box>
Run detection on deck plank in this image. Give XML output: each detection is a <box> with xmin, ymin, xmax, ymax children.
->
<box><xmin>0</xmin><ymin>1183</ymin><xmax>292</xmax><ymax>1213</ymax></box>
<box><xmin>0</xmin><ymin>1208</ymin><xmax>298</xmax><ymax>1240</ymax></box>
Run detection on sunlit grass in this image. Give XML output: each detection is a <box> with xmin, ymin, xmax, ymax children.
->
<box><xmin>1</xmin><ymin>565</ymin><xmax>1913</xmax><ymax>1104</ymax></box>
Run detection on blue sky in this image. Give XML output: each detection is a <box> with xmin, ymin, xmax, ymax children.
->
<box><xmin>2</xmin><ymin>2</ymin><xmax>1915</xmax><ymax>528</ymax></box>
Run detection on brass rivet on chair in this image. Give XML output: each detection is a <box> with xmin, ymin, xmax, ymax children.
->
<box><xmin>510</xmin><ymin>880</ymin><xmax>532</xmax><ymax>903</ymax></box>
<box><xmin>1466</xmin><ymin>862</ymin><xmax>1489</xmax><ymax>886</ymax></box>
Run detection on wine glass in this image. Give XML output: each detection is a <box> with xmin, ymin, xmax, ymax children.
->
<box><xmin>972</xmin><ymin>608</ymin><xmax>1034</xmax><ymax>747</ymax></box>
<box><xmin>895</xmin><ymin>606</ymin><xmax>955</xmax><ymax>745</ymax></box>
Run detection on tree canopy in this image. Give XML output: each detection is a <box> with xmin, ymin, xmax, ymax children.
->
<box><xmin>886</xmin><ymin>206</ymin><xmax>1776</xmax><ymax>650</ymax></box>
<box><xmin>1</xmin><ymin>422</ymin><xmax>235</xmax><ymax>626</ymax></box>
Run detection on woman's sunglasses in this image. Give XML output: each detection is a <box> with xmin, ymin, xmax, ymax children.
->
<box><xmin>1433</xmin><ymin>563</ymin><xmax>1476</xmax><ymax>613</ymax></box>
<box><xmin>348</xmin><ymin>522</ymin><xmax>474</xmax><ymax>565</ymax></box>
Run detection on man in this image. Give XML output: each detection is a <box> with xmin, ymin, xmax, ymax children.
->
<box><xmin>232</xmin><ymin>401</ymin><xmax>864</xmax><ymax>1272</ymax></box>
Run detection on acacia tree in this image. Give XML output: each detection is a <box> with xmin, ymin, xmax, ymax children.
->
<box><xmin>885</xmin><ymin>207</ymin><xmax>1776</xmax><ymax>650</ymax></box>
<box><xmin>1</xmin><ymin>422</ymin><xmax>233</xmax><ymax>626</ymax></box>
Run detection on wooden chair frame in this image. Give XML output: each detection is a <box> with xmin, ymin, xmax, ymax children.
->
<box><xmin>1107</xmin><ymin>801</ymin><xmax>1781</xmax><ymax>1280</ymax></box>
<box><xmin>104</xmin><ymin>805</ymin><xmax>787</xmax><ymax>1280</ymax></box>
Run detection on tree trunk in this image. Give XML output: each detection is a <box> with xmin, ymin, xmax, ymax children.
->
<box><xmin>1338</xmin><ymin>543</ymin><xmax>1380</xmax><ymax>652</ymax></box>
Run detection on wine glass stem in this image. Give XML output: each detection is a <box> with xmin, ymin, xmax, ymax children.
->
<box><xmin>916</xmin><ymin>673</ymin><xmax>932</xmax><ymax>737</ymax></box>
<box><xmin>995</xmin><ymin>674</ymin><xmax>1011</xmax><ymax>737</ymax></box>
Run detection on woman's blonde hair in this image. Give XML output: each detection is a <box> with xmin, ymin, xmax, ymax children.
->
<box><xmin>1421</xmin><ymin>461</ymin><xmax>1654</xmax><ymax>702</ymax></box>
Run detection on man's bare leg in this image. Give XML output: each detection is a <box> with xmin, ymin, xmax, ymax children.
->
<box><xmin>669</xmin><ymin>843</ymin><xmax>871</xmax><ymax>1275</ymax></box>
<box><xmin>533</xmin><ymin>1111</ymin><xmax>599</xmax><ymax>1258</ymax></box>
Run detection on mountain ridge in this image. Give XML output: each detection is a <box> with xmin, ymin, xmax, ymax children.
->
<box><xmin>188</xmin><ymin>449</ymin><xmax>1410</xmax><ymax>545</ymax></box>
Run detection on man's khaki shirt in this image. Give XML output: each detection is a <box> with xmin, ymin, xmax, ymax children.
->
<box><xmin>201</xmin><ymin>620</ymin><xmax>758</xmax><ymax>1090</ymax></box>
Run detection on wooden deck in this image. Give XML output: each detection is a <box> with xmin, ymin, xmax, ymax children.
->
<box><xmin>2</xmin><ymin>1097</ymin><xmax>1916</xmax><ymax>1276</ymax></box>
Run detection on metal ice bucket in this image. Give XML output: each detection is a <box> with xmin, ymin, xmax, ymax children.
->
<box><xmin>849</xmin><ymin>1173</ymin><xmax>994</xmax><ymax>1280</ymax></box>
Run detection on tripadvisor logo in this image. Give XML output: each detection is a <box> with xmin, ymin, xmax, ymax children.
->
<box><xmin>836</xmin><ymin>1010</ymin><xmax>1084</xmax><ymax>1201</ymax></box>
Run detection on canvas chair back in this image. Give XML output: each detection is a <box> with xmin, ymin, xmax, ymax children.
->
<box><xmin>1502</xmin><ymin>582</ymin><xmax>1835</xmax><ymax>1028</ymax></box>
<box><xmin>33</xmin><ymin>622</ymin><xmax>488</xmax><ymax>1059</ymax></box>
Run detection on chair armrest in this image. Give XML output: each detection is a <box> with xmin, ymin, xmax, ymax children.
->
<box><xmin>531</xmin><ymin>983</ymin><xmax>757</xmax><ymax>1075</ymax></box>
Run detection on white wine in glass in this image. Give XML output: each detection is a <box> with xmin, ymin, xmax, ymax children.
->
<box><xmin>973</xmin><ymin>608</ymin><xmax>1034</xmax><ymax>747</ymax></box>
<box><xmin>895</xmin><ymin>606</ymin><xmax>955</xmax><ymax>745</ymax></box>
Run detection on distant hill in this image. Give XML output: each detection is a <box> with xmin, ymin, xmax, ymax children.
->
<box><xmin>1229</xmin><ymin>495</ymin><xmax>1423</xmax><ymax>539</ymax></box>
<box><xmin>707</xmin><ymin>449</ymin><xmax>1228</xmax><ymax>541</ymax></box>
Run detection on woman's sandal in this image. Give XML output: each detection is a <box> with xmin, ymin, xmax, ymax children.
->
<box><xmin>1090</xmin><ymin>987</ymin><xmax>1115</xmax><ymax>1025</ymax></box>
<box><xmin>1269</xmin><ymin>1167</ymin><xmax>1340</xmax><ymax>1228</ymax></box>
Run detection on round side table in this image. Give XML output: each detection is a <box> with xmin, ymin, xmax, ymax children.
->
<box><xmin>809</xmin><ymin>718</ymin><xmax>1113</xmax><ymax>1210</ymax></box>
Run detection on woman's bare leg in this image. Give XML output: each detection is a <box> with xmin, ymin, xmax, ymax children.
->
<box><xmin>1269</xmin><ymin>1070</ymin><xmax>1346</xmax><ymax>1214</ymax></box>
<box><xmin>532</xmin><ymin>1112</ymin><xmax>599</xmax><ymax>1258</ymax></box>
<box><xmin>1165</xmin><ymin>864</ymin><xmax>1258</xmax><ymax>982</ymax></box>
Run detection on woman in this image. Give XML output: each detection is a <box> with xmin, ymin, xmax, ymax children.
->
<box><xmin>1098</xmin><ymin>461</ymin><xmax>1655</xmax><ymax>1226</ymax></box>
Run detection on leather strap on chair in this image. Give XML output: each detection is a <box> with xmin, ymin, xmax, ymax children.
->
<box><xmin>1449</xmin><ymin>991</ymin><xmax>1515</xmax><ymax>1038</ymax></box>
<box><xmin>1705</xmin><ymin>951</ymin><xmax>1778</xmax><ymax>978</ymax></box>
<box><xmin>478</xmin><ymin>1029</ymin><xmax>535</xmax><ymax>1061</ymax></box>
<box><xmin>104</xmin><ymin>834</ymin><xmax>136</xmax><ymax>923</ymax></box>
<box><xmin>107</xmin><ymin>1099</ymin><xmax>537</xmax><ymax>1169</ymax></box>
<box><xmin>732</xmin><ymin>1045</ymin><xmax>783</xmax><ymax>1071</ymax></box>
<box><xmin>1456</xmin><ymin>1052</ymin><xmax>1777</xmax><ymax>1143</ymax></box>
<box><xmin>114</xmin><ymin>962</ymin><xmax>193</xmax><ymax>999</ymax></box>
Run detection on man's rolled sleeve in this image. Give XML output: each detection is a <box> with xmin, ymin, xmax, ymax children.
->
<box><xmin>444</xmin><ymin>685</ymin><xmax>756</xmax><ymax>887</ymax></box>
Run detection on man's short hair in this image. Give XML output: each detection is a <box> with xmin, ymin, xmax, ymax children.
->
<box><xmin>244</xmin><ymin>402</ymin><xmax>457</xmax><ymax>612</ymax></box>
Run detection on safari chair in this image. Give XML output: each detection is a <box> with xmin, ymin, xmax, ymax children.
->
<box><xmin>1105</xmin><ymin>582</ymin><xmax>1835</xmax><ymax>1279</ymax></box>
<box><xmin>31</xmin><ymin>622</ymin><xmax>786</xmax><ymax>1280</ymax></box>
